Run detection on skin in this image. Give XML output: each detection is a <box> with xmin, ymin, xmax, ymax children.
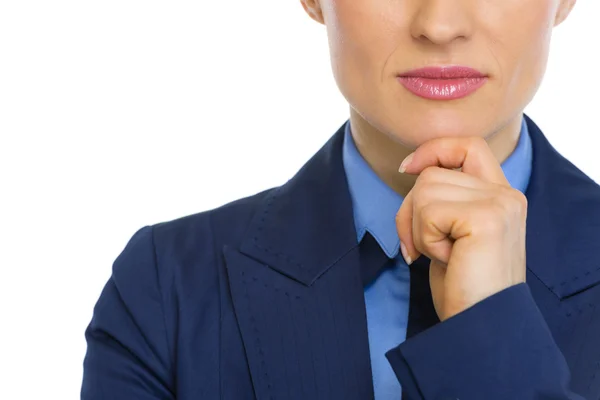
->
<box><xmin>300</xmin><ymin>0</ymin><xmax>576</xmax><ymax>320</ymax></box>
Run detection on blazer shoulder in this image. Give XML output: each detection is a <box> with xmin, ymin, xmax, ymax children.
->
<box><xmin>149</xmin><ymin>187</ymin><xmax>276</xmax><ymax>276</ymax></box>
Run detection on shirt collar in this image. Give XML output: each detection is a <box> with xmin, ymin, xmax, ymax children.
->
<box><xmin>342</xmin><ymin>116</ymin><xmax>533</xmax><ymax>259</ymax></box>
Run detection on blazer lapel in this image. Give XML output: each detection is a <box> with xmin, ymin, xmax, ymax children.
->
<box><xmin>224</xmin><ymin>124</ymin><xmax>376</xmax><ymax>400</ymax></box>
<box><xmin>523</xmin><ymin>114</ymin><xmax>600</xmax><ymax>300</ymax></box>
<box><xmin>223</xmin><ymin>114</ymin><xmax>600</xmax><ymax>400</ymax></box>
<box><xmin>399</xmin><ymin>115</ymin><xmax>600</xmax><ymax>347</ymax></box>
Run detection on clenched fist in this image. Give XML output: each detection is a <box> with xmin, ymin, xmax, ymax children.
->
<box><xmin>395</xmin><ymin>136</ymin><xmax>528</xmax><ymax>321</ymax></box>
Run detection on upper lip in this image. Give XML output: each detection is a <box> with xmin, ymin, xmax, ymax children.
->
<box><xmin>398</xmin><ymin>66</ymin><xmax>486</xmax><ymax>79</ymax></box>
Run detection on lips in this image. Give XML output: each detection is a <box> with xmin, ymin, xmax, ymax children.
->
<box><xmin>397</xmin><ymin>66</ymin><xmax>488</xmax><ymax>100</ymax></box>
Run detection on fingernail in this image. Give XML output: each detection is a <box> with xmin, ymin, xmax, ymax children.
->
<box><xmin>400</xmin><ymin>241</ymin><xmax>412</xmax><ymax>265</ymax></box>
<box><xmin>398</xmin><ymin>152</ymin><xmax>414</xmax><ymax>173</ymax></box>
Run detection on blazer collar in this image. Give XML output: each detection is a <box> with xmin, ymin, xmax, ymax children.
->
<box><xmin>239</xmin><ymin>114</ymin><xmax>600</xmax><ymax>299</ymax></box>
<box><xmin>523</xmin><ymin>114</ymin><xmax>600</xmax><ymax>298</ymax></box>
<box><xmin>239</xmin><ymin>124</ymin><xmax>358</xmax><ymax>286</ymax></box>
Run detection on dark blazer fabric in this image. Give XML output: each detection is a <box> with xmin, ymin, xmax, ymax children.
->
<box><xmin>82</xmin><ymin>115</ymin><xmax>600</xmax><ymax>399</ymax></box>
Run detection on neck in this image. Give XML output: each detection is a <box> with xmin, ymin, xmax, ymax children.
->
<box><xmin>348</xmin><ymin>108</ymin><xmax>523</xmax><ymax>198</ymax></box>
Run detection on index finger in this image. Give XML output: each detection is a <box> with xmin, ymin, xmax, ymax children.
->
<box><xmin>398</xmin><ymin>136</ymin><xmax>509</xmax><ymax>186</ymax></box>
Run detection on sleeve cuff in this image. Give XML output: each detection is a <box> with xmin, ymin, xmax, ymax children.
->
<box><xmin>386</xmin><ymin>283</ymin><xmax>574</xmax><ymax>399</ymax></box>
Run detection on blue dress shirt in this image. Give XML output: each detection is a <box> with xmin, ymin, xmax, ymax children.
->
<box><xmin>341</xmin><ymin>116</ymin><xmax>533</xmax><ymax>399</ymax></box>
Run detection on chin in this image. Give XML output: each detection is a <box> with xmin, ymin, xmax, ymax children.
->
<box><xmin>380</xmin><ymin>108</ymin><xmax>492</xmax><ymax>149</ymax></box>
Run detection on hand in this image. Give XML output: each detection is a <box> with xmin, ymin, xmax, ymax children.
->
<box><xmin>395</xmin><ymin>137</ymin><xmax>527</xmax><ymax>321</ymax></box>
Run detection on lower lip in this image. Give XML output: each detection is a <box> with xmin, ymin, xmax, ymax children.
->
<box><xmin>397</xmin><ymin>76</ymin><xmax>487</xmax><ymax>100</ymax></box>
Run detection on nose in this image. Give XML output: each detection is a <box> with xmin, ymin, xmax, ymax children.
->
<box><xmin>410</xmin><ymin>0</ymin><xmax>473</xmax><ymax>45</ymax></box>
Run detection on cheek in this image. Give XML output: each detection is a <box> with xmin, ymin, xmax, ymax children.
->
<box><xmin>487</xmin><ymin>1</ymin><xmax>556</xmax><ymax>93</ymax></box>
<box><xmin>326</xmin><ymin>0</ymin><xmax>396</xmax><ymax>70</ymax></box>
<box><xmin>325</xmin><ymin>0</ymin><xmax>400</xmax><ymax>104</ymax></box>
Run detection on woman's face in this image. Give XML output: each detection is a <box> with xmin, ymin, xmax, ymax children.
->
<box><xmin>302</xmin><ymin>0</ymin><xmax>576</xmax><ymax>148</ymax></box>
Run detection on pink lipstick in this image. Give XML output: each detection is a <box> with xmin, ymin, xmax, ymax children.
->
<box><xmin>397</xmin><ymin>66</ymin><xmax>488</xmax><ymax>100</ymax></box>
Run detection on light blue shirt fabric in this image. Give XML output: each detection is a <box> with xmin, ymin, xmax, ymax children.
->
<box><xmin>341</xmin><ymin>116</ymin><xmax>533</xmax><ymax>399</ymax></box>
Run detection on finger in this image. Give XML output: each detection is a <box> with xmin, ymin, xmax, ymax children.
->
<box><xmin>411</xmin><ymin>166</ymin><xmax>489</xmax><ymax>190</ymax></box>
<box><xmin>399</xmin><ymin>136</ymin><xmax>509</xmax><ymax>186</ymax></box>
<box><xmin>413</xmin><ymin>200</ymin><xmax>482</xmax><ymax>264</ymax></box>
<box><xmin>396</xmin><ymin>190</ymin><xmax>418</xmax><ymax>264</ymax></box>
<box><xmin>396</xmin><ymin>183</ymin><xmax>491</xmax><ymax>264</ymax></box>
<box><xmin>429</xmin><ymin>259</ymin><xmax>446</xmax><ymax>316</ymax></box>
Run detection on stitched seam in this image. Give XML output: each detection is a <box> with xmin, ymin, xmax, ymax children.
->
<box><xmin>241</xmin><ymin>271</ymin><xmax>274</xmax><ymax>400</ymax></box>
<box><xmin>557</xmin><ymin>266</ymin><xmax>600</xmax><ymax>287</ymax></box>
<box><xmin>526</xmin><ymin>263</ymin><xmax>561</xmax><ymax>300</ymax></box>
<box><xmin>253</xmin><ymin>189</ymin><xmax>304</xmax><ymax>269</ymax></box>
<box><xmin>528</xmin><ymin>262</ymin><xmax>600</xmax><ymax>300</ymax></box>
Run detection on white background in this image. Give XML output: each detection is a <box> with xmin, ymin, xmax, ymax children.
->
<box><xmin>1</xmin><ymin>1</ymin><xmax>598</xmax><ymax>398</ymax></box>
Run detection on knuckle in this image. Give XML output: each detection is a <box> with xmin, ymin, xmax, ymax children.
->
<box><xmin>513</xmin><ymin>190</ymin><xmax>528</xmax><ymax>211</ymax></box>
<box><xmin>419</xmin><ymin>202</ymin><xmax>438</xmax><ymax>226</ymax></box>
<box><xmin>417</xmin><ymin>166</ymin><xmax>440</xmax><ymax>183</ymax></box>
<box><xmin>472</xmin><ymin>188</ymin><xmax>526</xmax><ymax>237</ymax></box>
<box><xmin>472</xmin><ymin>203</ymin><xmax>508</xmax><ymax>236</ymax></box>
<box><xmin>417</xmin><ymin>204</ymin><xmax>444</xmax><ymax>254</ymax></box>
<box><xmin>469</xmin><ymin>136</ymin><xmax>488</xmax><ymax>151</ymax></box>
<box><xmin>413</xmin><ymin>182</ymin><xmax>438</xmax><ymax>209</ymax></box>
<box><xmin>475</xmin><ymin>218</ymin><xmax>507</xmax><ymax>238</ymax></box>
<box><xmin>497</xmin><ymin>186</ymin><xmax>528</xmax><ymax>215</ymax></box>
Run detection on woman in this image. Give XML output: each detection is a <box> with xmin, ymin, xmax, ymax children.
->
<box><xmin>82</xmin><ymin>0</ymin><xmax>600</xmax><ymax>399</ymax></box>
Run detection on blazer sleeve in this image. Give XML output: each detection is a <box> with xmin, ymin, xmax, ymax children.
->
<box><xmin>386</xmin><ymin>283</ymin><xmax>587</xmax><ymax>400</ymax></box>
<box><xmin>81</xmin><ymin>226</ymin><xmax>175</xmax><ymax>400</ymax></box>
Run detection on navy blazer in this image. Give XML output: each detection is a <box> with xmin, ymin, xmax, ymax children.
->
<box><xmin>82</xmin><ymin>115</ymin><xmax>600</xmax><ymax>400</ymax></box>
